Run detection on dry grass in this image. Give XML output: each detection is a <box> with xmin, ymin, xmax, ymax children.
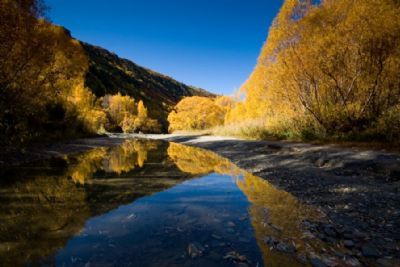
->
<box><xmin>210</xmin><ymin>120</ymin><xmax>281</xmax><ymax>140</ymax></box>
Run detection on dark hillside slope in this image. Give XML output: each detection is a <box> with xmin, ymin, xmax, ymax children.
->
<box><xmin>82</xmin><ymin>43</ymin><xmax>213</xmax><ymax>129</ymax></box>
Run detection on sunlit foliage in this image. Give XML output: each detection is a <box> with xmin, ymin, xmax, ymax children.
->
<box><xmin>0</xmin><ymin>0</ymin><xmax>163</xmax><ymax>145</ymax></box>
<box><xmin>226</xmin><ymin>0</ymin><xmax>400</xmax><ymax>142</ymax></box>
<box><xmin>67</xmin><ymin>84</ymin><xmax>108</xmax><ymax>134</ymax></box>
<box><xmin>168</xmin><ymin>96</ymin><xmax>229</xmax><ymax>132</ymax></box>
<box><xmin>0</xmin><ymin>0</ymin><xmax>90</xmax><ymax>144</ymax></box>
<box><xmin>104</xmin><ymin>95</ymin><xmax>161</xmax><ymax>133</ymax></box>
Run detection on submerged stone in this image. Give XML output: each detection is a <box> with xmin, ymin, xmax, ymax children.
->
<box><xmin>188</xmin><ymin>242</ymin><xmax>205</xmax><ymax>258</ymax></box>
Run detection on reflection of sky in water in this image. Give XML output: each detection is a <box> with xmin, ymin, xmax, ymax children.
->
<box><xmin>56</xmin><ymin>174</ymin><xmax>262</xmax><ymax>267</ymax></box>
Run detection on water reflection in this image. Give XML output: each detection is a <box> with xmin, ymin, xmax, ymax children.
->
<box><xmin>0</xmin><ymin>139</ymin><xmax>342</xmax><ymax>267</ymax></box>
<box><xmin>0</xmin><ymin>139</ymin><xmax>189</xmax><ymax>266</ymax></box>
<box><xmin>169</xmin><ymin>143</ymin><xmax>331</xmax><ymax>267</ymax></box>
<box><xmin>69</xmin><ymin>139</ymin><xmax>160</xmax><ymax>184</ymax></box>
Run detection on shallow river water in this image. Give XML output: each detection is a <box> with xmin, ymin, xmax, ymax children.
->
<box><xmin>0</xmin><ymin>139</ymin><xmax>345</xmax><ymax>267</ymax></box>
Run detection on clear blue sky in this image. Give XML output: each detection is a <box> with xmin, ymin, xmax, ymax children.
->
<box><xmin>46</xmin><ymin>0</ymin><xmax>283</xmax><ymax>95</ymax></box>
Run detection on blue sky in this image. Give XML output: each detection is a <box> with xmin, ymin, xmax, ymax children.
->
<box><xmin>46</xmin><ymin>0</ymin><xmax>283</xmax><ymax>95</ymax></box>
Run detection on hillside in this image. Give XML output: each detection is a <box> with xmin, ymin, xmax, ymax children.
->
<box><xmin>82</xmin><ymin>43</ymin><xmax>214</xmax><ymax>129</ymax></box>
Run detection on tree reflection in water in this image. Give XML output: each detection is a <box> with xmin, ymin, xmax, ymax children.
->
<box><xmin>0</xmin><ymin>139</ymin><xmax>179</xmax><ymax>266</ymax></box>
<box><xmin>168</xmin><ymin>142</ymin><xmax>330</xmax><ymax>267</ymax></box>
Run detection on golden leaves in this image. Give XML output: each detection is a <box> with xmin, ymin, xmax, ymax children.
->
<box><xmin>225</xmin><ymin>0</ymin><xmax>400</xmax><ymax>141</ymax></box>
<box><xmin>167</xmin><ymin>96</ymin><xmax>228</xmax><ymax>132</ymax></box>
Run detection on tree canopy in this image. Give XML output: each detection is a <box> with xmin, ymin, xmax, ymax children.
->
<box><xmin>168</xmin><ymin>96</ymin><xmax>228</xmax><ymax>131</ymax></box>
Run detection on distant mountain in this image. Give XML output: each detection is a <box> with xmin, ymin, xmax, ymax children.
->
<box><xmin>82</xmin><ymin>43</ymin><xmax>214</xmax><ymax>129</ymax></box>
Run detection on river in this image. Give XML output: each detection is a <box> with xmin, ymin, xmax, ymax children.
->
<box><xmin>0</xmin><ymin>138</ymin><xmax>356</xmax><ymax>266</ymax></box>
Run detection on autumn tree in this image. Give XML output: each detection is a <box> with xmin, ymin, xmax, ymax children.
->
<box><xmin>67</xmin><ymin>84</ymin><xmax>107</xmax><ymax>133</ymax></box>
<box><xmin>103</xmin><ymin>93</ymin><xmax>136</xmax><ymax>130</ymax></box>
<box><xmin>227</xmin><ymin>0</ymin><xmax>400</xmax><ymax>142</ymax></box>
<box><xmin>168</xmin><ymin>96</ymin><xmax>226</xmax><ymax>132</ymax></box>
<box><xmin>0</xmin><ymin>0</ymin><xmax>98</xmax><ymax>144</ymax></box>
<box><xmin>103</xmin><ymin>94</ymin><xmax>161</xmax><ymax>133</ymax></box>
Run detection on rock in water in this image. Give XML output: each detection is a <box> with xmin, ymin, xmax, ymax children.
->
<box><xmin>187</xmin><ymin>242</ymin><xmax>205</xmax><ymax>258</ymax></box>
<box><xmin>211</xmin><ymin>233</ymin><xmax>222</xmax><ymax>240</ymax></box>
<box><xmin>223</xmin><ymin>251</ymin><xmax>249</xmax><ymax>263</ymax></box>
<box><xmin>226</xmin><ymin>221</ymin><xmax>236</xmax><ymax>227</ymax></box>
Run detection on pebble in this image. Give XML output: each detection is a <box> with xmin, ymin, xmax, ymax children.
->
<box><xmin>239</xmin><ymin>216</ymin><xmax>247</xmax><ymax>221</ymax></box>
<box><xmin>223</xmin><ymin>251</ymin><xmax>249</xmax><ymax>263</ymax></box>
<box><xmin>343</xmin><ymin>256</ymin><xmax>361</xmax><ymax>266</ymax></box>
<box><xmin>310</xmin><ymin>257</ymin><xmax>327</xmax><ymax>267</ymax></box>
<box><xmin>264</xmin><ymin>236</ymin><xmax>277</xmax><ymax>247</ymax></box>
<box><xmin>353</xmin><ymin>231</ymin><xmax>367</xmax><ymax>239</ymax></box>
<box><xmin>344</xmin><ymin>240</ymin><xmax>355</xmax><ymax>248</ymax></box>
<box><xmin>301</xmin><ymin>231</ymin><xmax>315</xmax><ymax>239</ymax></box>
<box><xmin>296</xmin><ymin>253</ymin><xmax>308</xmax><ymax>265</ymax></box>
<box><xmin>361</xmin><ymin>243</ymin><xmax>380</xmax><ymax>258</ymax></box>
<box><xmin>211</xmin><ymin>234</ymin><xmax>222</xmax><ymax>240</ymax></box>
<box><xmin>269</xmin><ymin>223</ymin><xmax>283</xmax><ymax>232</ymax></box>
<box><xmin>323</xmin><ymin>225</ymin><xmax>337</xmax><ymax>237</ymax></box>
<box><xmin>276</xmin><ymin>242</ymin><xmax>296</xmax><ymax>254</ymax></box>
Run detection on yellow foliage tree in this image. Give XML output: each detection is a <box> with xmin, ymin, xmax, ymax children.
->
<box><xmin>106</xmin><ymin>93</ymin><xmax>136</xmax><ymax>128</ymax></box>
<box><xmin>104</xmin><ymin>95</ymin><xmax>161</xmax><ymax>133</ymax></box>
<box><xmin>226</xmin><ymin>0</ymin><xmax>400</xmax><ymax>142</ymax></box>
<box><xmin>67</xmin><ymin>84</ymin><xmax>107</xmax><ymax>133</ymax></box>
<box><xmin>168</xmin><ymin>96</ymin><xmax>226</xmax><ymax>132</ymax></box>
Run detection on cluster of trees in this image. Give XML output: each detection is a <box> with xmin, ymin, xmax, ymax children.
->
<box><xmin>226</xmin><ymin>0</ymin><xmax>400</xmax><ymax>142</ymax></box>
<box><xmin>102</xmin><ymin>93</ymin><xmax>161</xmax><ymax>133</ymax></box>
<box><xmin>0</xmin><ymin>0</ymin><xmax>161</xmax><ymax>146</ymax></box>
<box><xmin>168</xmin><ymin>0</ymin><xmax>400</xmax><ymax>143</ymax></box>
<box><xmin>56</xmin><ymin>81</ymin><xmax>161</xmax><ymax>135</ymax></box>
<box><xmin>167</xmin><ymin>96</ymin><xmax>233</xmax><ymax>132</ymax></box>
